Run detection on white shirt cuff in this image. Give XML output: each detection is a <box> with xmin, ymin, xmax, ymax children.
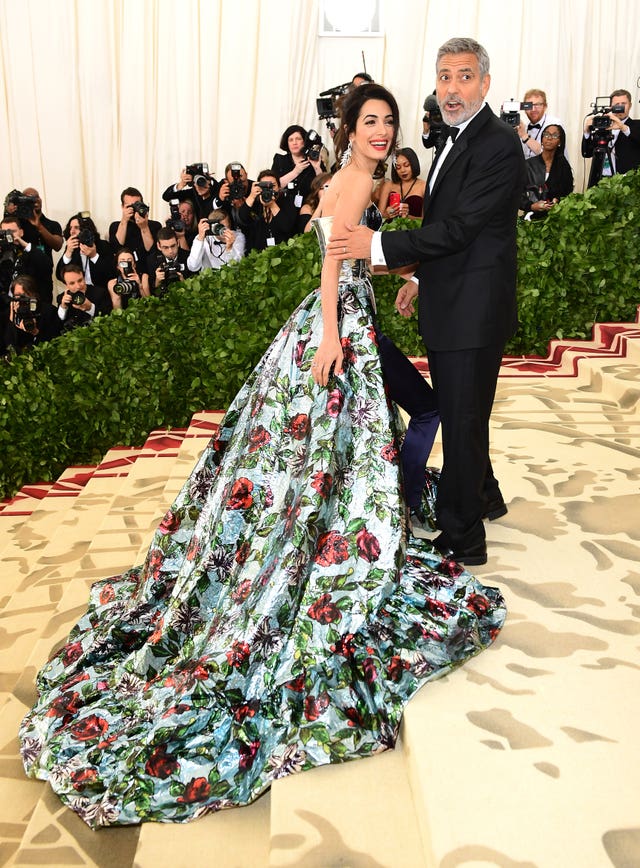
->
<box><xmin>370</xmin><ymin>231</ymin><xmax>386</xmax><ymax>267</ymax></box>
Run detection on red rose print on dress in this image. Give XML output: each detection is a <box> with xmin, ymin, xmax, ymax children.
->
<box><xmin>326</xmin><ymin>388</ymin><xmax>345</xmax><ymax>418</ymax></box>
<box><xmin>314</xmin><ymin>531</ymin><xmax>350</xmax><ymax>567</ymax></box>
<box><xmin>70</xmin><ymin>767</ymin><xmax>98</xmax><ymax>790</ymax></box>
<box><xmin>99</xmin><ymin>583</ymin><xmax>115</xmax><ymax>605</ymax></box>
<box><xmin>386</xmin><ymin>655</ymin><xmax>410</xmax><ymax>682</ymax></box>
<box><xmin>308</xmin><ymin>593</ymin><xmax>342</xmax><ymax>624</ymax></box>
<box><xmin>238</xmin><ymin>739</ymin><xmax>261</xmax><ymax>771</ymax></box>
<box><xmin>466</xmin><ymin>593</ymin><xmax>490</xmax><ymax>616</ymax></box>
<box><xmin>380</xmin><ymin>442</ymin><xmax>398</xmax><ymax>462</ymax></box>
<box><xmin>46</xmin><ymin>691</ymin><xmax>82</xmax><ymax>719</ymax></box>
<box><xmin>248</xmin><ymin>425</ymin><xmax>271</xmax><ymax>453</ymax></box>
<box><xmin>311</xmin><ymin>472</ymin><xmax>333</xmax><ymax>498</ymax></box>
<box><xmin>356</xmin><ymin>527</ymin><xmax>381</xmax><ymax>562</ymax></box>
<box><xmin>340</xmin><ymin>337</ymin><xmax>357</xmax><ymax>367</ymax></box>
<box><xmin>145</xmin><ymin>744</ymin><xmax>180</xmax><ymax>779</ymax></box>
<box><xmin>70</xmin><ymin>714</ymin><xmax>109</xmax><ymax>742</ymax></box>
<box><xmin>285</xmin><ymin>413</ymin><xmax>310</xmax><ymax>440</ymax></box>
<box><xmin>304</xmin><ymin>691</ymin><xmax>330</xmax><ymax>721</ymax></box>
<box><xmin>235</xmin><ymin>541</ymin><xmax>251</xmax><ymax>564</ymax></box>
<box><xmin>177</xmin><ymin>776</ymin><xmax>211</xmax><ymax>803</ymax></box>
<box><xmin>62</xmin><ymin>642</ymin><xmax>83</xmax><ymax>666</ymax></box>
<box><xmin>158</xmin><ymin>510</ymin><xmax>181</xmax><ymax>535</ymax></box>
<box><xmin>226</xmin><ymin>641</ymin><xmax>250</xmax><ymax>668</ymax></box>
<box><xmin>226</xmin><ymin>478</ymin><xmax>254</xmax><ymax>510</ymax></box>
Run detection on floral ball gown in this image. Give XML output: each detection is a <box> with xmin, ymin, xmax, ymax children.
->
<box><xmin>20</xmin><ymin>213</ymin><xmax>506</xmax><ymax>828</ymax></box>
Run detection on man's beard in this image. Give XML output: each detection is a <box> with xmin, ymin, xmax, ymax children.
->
<box><xmin>439</xmin><ymin>96</ymin><xmax>483</xmax><ymax>126</ymax></box>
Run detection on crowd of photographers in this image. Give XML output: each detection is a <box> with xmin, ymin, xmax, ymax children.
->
<box><xmin>0</xmin><ymin>130</ymin><xmax>331</xmax><ymax>357</ymax></box>
<box><xmin>2</xmin><ymin>75</ymin><xmax>638</xmax><ymax>358</ymax></box>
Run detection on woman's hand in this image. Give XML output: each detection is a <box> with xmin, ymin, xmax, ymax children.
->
<box><xmin>65</xmin><ymin>236</ymin><xmax>79</xmax><ymax>256</ymax></box>
<box><xmin>311</xmin><ymin>338</ymin><xmax>343</xmax><ymax>387</ymax></box>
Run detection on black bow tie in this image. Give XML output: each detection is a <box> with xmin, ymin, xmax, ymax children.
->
<box><xmin>448</xmin><ymin>126</ymin><xmax>460</xmax><ymax>142</ymax></box>
<box><xmin>528</xmin><ymin>123</ymin><xmax>541</xmax><ymax>130</ymax></box>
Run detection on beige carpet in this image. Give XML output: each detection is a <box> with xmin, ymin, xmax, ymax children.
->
<box><xmin>0</xmin><ymin>316</ymin><xmax>639</xmax><ymax>868</ymax></box>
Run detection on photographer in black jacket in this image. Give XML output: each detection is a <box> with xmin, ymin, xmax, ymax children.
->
<box><xmin>237</xmin><ymin>171</ymin><xmax>297</xmax><ymax>253</ymax></box>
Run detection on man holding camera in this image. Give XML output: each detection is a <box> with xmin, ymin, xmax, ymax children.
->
<box><xmin>582</xmin><ymin>89</ymin><xmax>640</xmax><ymax>187</ymax></box>
<box><xmin>109</xmin><ymin>188</ymin><xmax>162</xmax><ymax>271</ymax></box>
<box><xmin>517</xmin><ymin>89</ymin><xmax>563</xmax><ymax>158</ymax></box>
<box><xmin>3</xmin><ymin>275</ymin><xmax>61</xmax><ymax>356</ymax></box>
<box><xmin>147</xmin><ymin>227</ymin><xmax>193</xmax><ymax>295</ymax></box>
<box><xmin>0</xmin><ymin>215</ymin><xmax>54</xmax><ymax>303</ymax></box>
<box><xmin>237</xmin><ymin>171</ymin><xmax>297</xmax><ymax>253</ymax></box>
<box><xmin>162</xmin><ymin>164</ymin><xmax>221</xmax><ymax>223</ymax></box>
<box><xmin>57</xmin><ymin>264</ymin><xmax>112</xmax><ymax>331</ymax></box>
<box><xmin>216</xmin><ymin>162</ymin><xmax>254</xmax><ymax>226</ymax></box>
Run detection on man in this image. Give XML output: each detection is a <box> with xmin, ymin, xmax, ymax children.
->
<box><xmin>0</xmin><ymin>214</ymin><xmax>53</xmax><ymax>303</ymax></box>
<box><xmin>161</xmin><ymin>165</ymin><xmax>221</xmax><ymax>222</ymax></box>
<box><xmin>147</xmin><ymin>227</ymin><xmax>193</xmax><ymax>295</ymax></box>
<box><xmin>328</xmin><ymin>37</ymin><xmax>525</xmax><ymax>566</ymax></box>
<box><xmin>517</xmin><ymin>89</ymin><xmax>563</xmax><ymax>159</ymax></box>
<box><xmin>108</xmin><ymin>187</ymin><xmax>162</xmax><ymax>271</ymax></box>
<box><xmin>57</xmin><ymin>264</ymin><xmax>112</xmax><ymax>332</ymax></box>
<box><xmin>582</xmin><ymin>89</ymin><xmax>640</xmax><ymax>187</ymax></box>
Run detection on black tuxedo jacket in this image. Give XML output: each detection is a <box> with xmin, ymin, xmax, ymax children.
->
<box><xmin>381</xmin><ymin>105</ymin><xmax>525</xmax><ymax>351</ymax></box>
<box><xmin>581</xmin><ymin>117</ymin><xmax>640</xmax><ymax>174</ymax></box>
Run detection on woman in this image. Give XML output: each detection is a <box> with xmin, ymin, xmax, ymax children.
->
<box><xmin>20</xmin><ymin>84</ymin><xmax>506</xmax><ymax>828</ymax></box>
<box><xmin>107</xmin><ymin>248</ymin><xmax>150</xmax><ymax>310</ymax></box>
<box><xmin>521</xmin><ymin>124</ymin><xmax>573</xmax><ymax>218</ymax></box>
<box><xmin>298</xmin><ymin>172</ymin><xmax>333</xmax><ymax>232</ymax></box>
<box><xmin>271</xmin><ymin>124</ymin><xmax>327</xmax><ymax>205</ymax></box>
<box><xmin>378</xmin><ymin>147</ymin><xmax>426</xmax><ymax>219</ymax></box>
<box><xmin>187</xmin><ymin>209</ymin><xmax>245</xmax><ymax>273</ymax></box>
<box><xmin>55</xmin><ymin>213</ymin><xmax>115</xmax><ymax>287</ymax></box>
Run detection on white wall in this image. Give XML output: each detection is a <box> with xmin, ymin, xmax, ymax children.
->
<box><xmin>1</xmin><ymin>0</ymin><xmax>639</xmax><ymax>236</ymax></box>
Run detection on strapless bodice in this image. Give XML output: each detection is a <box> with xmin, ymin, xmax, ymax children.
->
<box><xmin>311</xmin><ymin>206</ymin><xmax>382</xmax><ymax>284</ymax></box>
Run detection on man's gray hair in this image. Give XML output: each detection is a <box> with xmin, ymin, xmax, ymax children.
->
<box><xmin>436</xmin><ymin>38</ymin><xmax>490</xmax><ymax>78</ymax></box>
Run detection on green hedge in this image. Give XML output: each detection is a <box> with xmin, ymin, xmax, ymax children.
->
<box><xmin>2</xmin><ymin>169</ymin><xmax>639</xmax><ymax>500</ymax></box>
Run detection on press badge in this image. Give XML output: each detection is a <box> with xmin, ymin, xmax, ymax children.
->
<box><xmin>267</xmin><ymin>237</ymin><xmax>276</xmax><ymax>246</ymax></box>
<box><xmin>294</xmin><ymin>193</ymin><xmax>303</xmax><ymax>208</ymax></box>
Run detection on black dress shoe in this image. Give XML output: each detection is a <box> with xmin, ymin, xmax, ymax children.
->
<box><xmin>432</xmin><ymin>532</ymin><xmax>487</xmax><ymax>566</ymax></box>
<box><xmin>483</xmin><ymin>499</ymin><xmax>508</xmax><ymax>521</ymax></box>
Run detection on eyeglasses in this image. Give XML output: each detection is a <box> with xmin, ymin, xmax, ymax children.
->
<box><xmin>529</xmin><ymin>103</ymin><xmax>545</xmax><ymax>108</ymax></box>
<box><xmin>542</xmin><ymin>132</ymin><xmax>561</xmax><ymax>139</ymax></box>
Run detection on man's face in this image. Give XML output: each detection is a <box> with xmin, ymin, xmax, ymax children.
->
<box><xmin>611</xmin><ymin>95</ymin><xmax>631</xmax><ymax>117</ymax></box>
<box><xmin>524</xmin><ymin>95</ymin><xmax>546</xmax><ymax>125</ymax></box>
<box><xmin>1</xmin><ymin>220</ymin><xmax>22</xmax><ymax>242</ymax></box>
<box><xmin>63</xmin><ymin>271</ymin><xmax>87</xmax><ymax>294</ymax></box>
<box><xmin>23</xmin><ymin>187</ymin><xmax>42</xmax><ymax>213</ymax></box>
<box><xmin>436</xmin><ymin>52</ymin><xmax>490</xmax><ymax>126</ymax></box>
<box><xmin>158</xmin><ymin>238</ymin><xmax>179</xmax><ymax>259</ymax></box>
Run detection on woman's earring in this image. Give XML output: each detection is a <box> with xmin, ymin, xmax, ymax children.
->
<box><xmin>340</xmin><ymin>140</ymin><xmax>353</xmax><ymax>168</ymax></box>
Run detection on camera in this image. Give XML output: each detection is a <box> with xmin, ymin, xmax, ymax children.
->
<box><xmin>228</xmin><ymin>163</ymin><xmax>245</xmax><ymax>200</ymax></box>
<box><xmin>303</xmin><ymin>129</ymin><xmax>323</xmax><ymax>161</ymax></box>
<box><xmin>5</xmin><ymin>190</ymin><xmax>38</xmax><ymax>220</ymax></box>
<box><xmin>206</xmin><ymin>220</ymin><xmax>226</xmax><ymax>239</ymax></box>
<box><xmin>258</xmin><ymin>181</ymin><xmax>276</xmax><ymax>203</ymax></box>
<box><xmin>130</xmin><ymin>201</ymin><xmax>149</xmax><ymax>218</ymax></box>
<box><xmin>587</xmin><ymin>97</ymin><xmax>625</xmax><ymax>153</ymax></box>
<box><xmin>113</xmin><ymin>278</ymin><xmax>139</xmax><ymax>297</ymax></box>
<box><xmin>14</xmin><ymin>296</ymin><xmax>40</xmax><ymax>332</ymax></box>
<box><xmin>166</xmin><ymin>199</ymin><xmax>185</xmax><ymax>233</ymax></box>
<box><xmin>68</xmin><ymin>290</ymin><xmax>86</xmax><ymax>306</ymax></box>
<box><xmin>422</xmin><ymin>93</ymin><xmax>446</xmax><ymax>148</ymax></box>
<box><xmin>76</xmin><ymin>211</ymin><xmax>95</xmax><ymax>246</ymax></box>
<box><xmin>0</xmin><ymin>229</ymin><xmax>15</xmax><ymax>248</ymax></box>
<box><xmin>316</xmin><ymin>81</ymin><xmax>350</xmax><ymax>125</ymax></box>
<box><xmin>500</xmin><ymin>99</ymin><xmax>533</xmax><ymax>128</ymax></box>
<box><xmin>159</xmin><ymin>259</ymin><xmax>185</xmax><ymax>286</ymax></box>
<box><xmin>186</xmin><ymin>162</ymin><xmax>208</xmax><ymax>178</ymax></box>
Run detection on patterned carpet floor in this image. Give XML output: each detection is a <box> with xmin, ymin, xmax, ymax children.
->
<box><xmin>0</xmin><ymin>315</ymin><xmax>639</xmax><ymax>868</ymax></box>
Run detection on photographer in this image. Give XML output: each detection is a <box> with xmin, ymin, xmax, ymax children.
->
<box><xmin>161</xmin><ymin>164</ymin><xmax>221</xmax><ymax>222</ymax></box>
<box><xmin>57</xmin><ymin>264</ymin><xmax>112</xmax><ymax>332</ymax></box>
<box><xmin>237</xmin><ymin>171</ymin><xmax>297</xmax><ymax>253</ymax></box>
<box><xmin>108</xmin><ymin>187</ymin><xmax>162</xmax><ymax>270</ymax></box>
<box><xmin>187</xmin><ymin>210</ymin><xmax>245</xmax><ymax>274</ymax></box>
<box><xmin>517</xmin><ymin>90</ymin><xmax>563</xmax><ymax>159</ymax></box>
<box><xmin>271</xmin><ymin>125</ymin><xmax>327</xmax><ymax>207</ymax></box>
<box><xmin>107</xmin><ymin>247</ymin><xmax>150</xmax><ymax>310</ymax></box>
<box><xmin>164</xmin><ymin>198</ymin><xmax>197</xmax><ymax>251</ymax></box>
<box><xmin>0</xmin><ymin>215</ymin><xmax>53</xmax><ymax>303</ymax></box>
<box><xmin>55</xmin><ymin>213</ymin><xmax>116</xmax><ymax>288</ymax></box>
<box><xmin>582</xmin><ymin>89</ymin><xmax>640</xmax><ymax>187</ymax></box>
<box><xmin>147</xmin><ymin>227</ymin><xmax>193</xmax><ymax>296</ymax></box>
<box><xmin>3</xmin><ymin>275</ymin><xmax>60</xmax><ymax>356</ymax></box>
<box><xmin>3</xmin><ymin>187</ymin><xmax>63</xmax><ymax>263</ymax></box>
<box><xmin>216</xmin><ymin>162</ymin><xmax>254</xmax><ymax>225</ymax></box>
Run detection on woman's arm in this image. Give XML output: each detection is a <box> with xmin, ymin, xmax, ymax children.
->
<box><xmin>311</xmin><ymin>169</ymin><xmax>374</xmax><ymax>387</ymax></box>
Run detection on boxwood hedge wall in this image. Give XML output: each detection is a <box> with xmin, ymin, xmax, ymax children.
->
<box><xmin>1</xmin><ymin>169</ymin><xmax>639</xmax><ymax>500</ymax></box>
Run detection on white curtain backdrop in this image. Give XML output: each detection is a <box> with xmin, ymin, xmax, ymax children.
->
<box><xmin>1</xmin><ymin>0</ymin><xmax>639</xmax><ymax>238</ymax></box>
